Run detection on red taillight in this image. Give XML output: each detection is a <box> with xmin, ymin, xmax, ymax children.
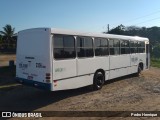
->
<box><xmin>54</xmin><ymin>80</ymin><xmax>57</xmax><ymax>87</ymax></box>
<box><xmin>54</xmin><ymin>80</ymin><xmax>57</xmax><ymax>83</ymax></box>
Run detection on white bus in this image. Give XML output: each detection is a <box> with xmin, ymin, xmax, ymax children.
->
<box><xmin>16</xmin><ymin>28</ymin><xmax>150</xmax><ymax>91</ymax></box>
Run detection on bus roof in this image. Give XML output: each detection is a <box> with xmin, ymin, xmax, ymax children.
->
<box><xmin>18</xmin><ymin>28</ymin><xmax>149</xmax><ymax>42</ymax></box>
<box><xmin>51</xmin><ymin>28</ymin><xmax>149</xmax><ymax>42</ymax></box>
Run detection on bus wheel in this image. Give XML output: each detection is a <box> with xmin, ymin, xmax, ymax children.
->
<box><xmin>136</xmin><ymin>65</ymin><xmax>142</xmax><ymax>76</ymax></box>
<box><xmin>93</xmin><ymin>71</ymin><xmax>105</xmax><ymax>90</ymax></box>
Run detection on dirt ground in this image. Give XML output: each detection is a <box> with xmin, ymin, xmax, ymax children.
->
<box><xmin>0</xmin><ymin>55</ymin><xmax>159</xmax><ymax>119</ymax></box>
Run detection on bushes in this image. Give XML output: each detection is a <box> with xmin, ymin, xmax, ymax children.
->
<box><xmin>151</xmin><ymin>58</ymin><xmax>160</xmax><ymax>68</ymax></box>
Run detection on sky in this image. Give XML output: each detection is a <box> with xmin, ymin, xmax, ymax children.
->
<box><xmin>1</xmin><ymin>0</ymin><xmax>160</xmax><ymax>33</ymax></box>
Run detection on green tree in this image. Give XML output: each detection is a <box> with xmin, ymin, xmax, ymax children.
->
<box><xmin>152</xmin><ymin>45</ymin><xmax>160</xmax><ymax>58</ymax></box>
<box><xmin>0</xmin><ymin>24</ymin><xmax>15</xmax><ymax>49</ymax></box>
<box><xmin>108</xmin><ymin>24</ymin><xmax>125</xmax><ymax>35</ymax></box>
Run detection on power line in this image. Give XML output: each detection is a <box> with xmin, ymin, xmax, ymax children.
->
<box><xmin>124</xmin><ymin>9</ymin><xmax>160</xmax><ymax>24</ymax></box>
<box><xmin>134</xmin><ymin>16</ymin><xmax>160</xmax><ymax>25</ymax></box>
<box><xmin>115</xmin><ymin>9</ymin><xmax>160</xmax><ymax>24</ymax></box>
<box><xmin>104</xmin><ymin>8</ymin><xmax>160</xmax><ymax>30</ymax></box>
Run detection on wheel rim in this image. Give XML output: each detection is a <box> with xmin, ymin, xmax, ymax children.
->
<box><xmin>97</xmin><ymin>75</ymin><xmax>104</xmax><ymax>88</ymax></box>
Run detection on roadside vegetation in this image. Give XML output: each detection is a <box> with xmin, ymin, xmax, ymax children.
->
<box><xmin>0</xmin><ymin>24</ymin><xmax>16</xmax><ymax>54</ymax></box>
<box><xmin>151</xmin><ymin>58</ymin><xmax>160</xmax><ymax>68</ymax></box>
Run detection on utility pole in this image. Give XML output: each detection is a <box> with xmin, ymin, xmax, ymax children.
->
<box><xmin>107</xmin><ymin>24</ymin><xmax>110</xmax><ymax>33</ymax></box>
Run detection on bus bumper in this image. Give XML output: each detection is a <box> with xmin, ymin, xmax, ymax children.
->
<box><xmin>15</xmin><ymin>77</ymin><xmax>52</xmax><ymax>91</ymax></box>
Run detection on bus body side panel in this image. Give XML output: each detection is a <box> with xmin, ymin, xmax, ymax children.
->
<box><xmin>52</xmin><ymin>56</ymin><xmax>109</xmax><ymax>91</ymax></box>
<box><xmin>77</xmin><ymin>57</ymin><xmax>109</xmax><ymax>75</ymax></box>
<box><xmin>129</xmin><ymin>53</ymin><xmax>146</xmax><ymax>74</ymax></box>
<box><xmin>130</xmin><ymin>53</ymin><xmax>139</xmax><ymax>74</ymax></box>
<box><xmin>53</xmin><ymin>74</ymin><xmax>94</xmax><ymax>91</ymax></box>
<box><xmin>109</xmin><ymin>55</ymin><xmax>130</xmax><ymax>79</ymax></box>
<box><xmin>16</xmin><ymin>28</ymin><xmax>52</xmax><ymax>90</ymax></box>
<box><xmin>53</xmin><ymin>59</ymin><xmax>77</xmax><ymax>80</ymax></box>
<box><xmin>139</xmin><ymin>53</ymin><xmax>146</xmax><ymax>70</ymax></box>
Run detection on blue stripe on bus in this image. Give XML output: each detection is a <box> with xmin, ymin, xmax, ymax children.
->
<box><xmin>15</xmin><ymin>77</ymin><xmax>51</xmax><ymax>91</ymax></box>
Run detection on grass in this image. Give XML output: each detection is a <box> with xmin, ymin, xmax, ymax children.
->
<box><xmin>151</xmin><ymin>58</ymin><xmax>160</xmax><ymax>68</ymax></box>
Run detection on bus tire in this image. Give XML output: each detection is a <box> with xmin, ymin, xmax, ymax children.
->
<box><xmin>136</xmin><ymin>65</ymin><xmax>142</xmax><ymax>76</ymax></box>
<box><xmin>93</xmin><ymin>71</ymin><xmax>105</xmax><ymax>90</ymax></box>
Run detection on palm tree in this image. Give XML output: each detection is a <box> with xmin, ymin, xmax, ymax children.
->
<box><xmin>0</xmin><ymin>24</ymin><xmax>15</xmax><ymax>49</ymax></box>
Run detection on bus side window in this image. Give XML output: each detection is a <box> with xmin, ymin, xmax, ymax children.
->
<box><xmin>130</xmin><ymin>41</ymin><xmax>134</xmax><ymax>54</ymax></box>
<box><xmin>125</xmin><ymin>40</ymin><xmax>130</xmax><ymax>54</ymax></box>
<box><xmin>77</xmin><ymin>36</ymin><xmax>93</xmax><ymax>58</ymax></box>
<box><xmin>134</xmin><ymin>41</ymin><xmax>138</xmax><ymax>53</ymax></box>
<box><xmin>142</xmin><ymin>42</ymin><xmax>145</xmax><ymax>53</ymax></box>
<box><xmin>138</xmin><ymin>41</ymin><xmax>145</xmax><ymax>53</ymax></box>
<box><xmin>130</xmin><ymin>41</ymin><xmax>138</xmax><ymax>54</ymax></box>
<box><xmin>95</xmin><ymin>38</ymin><xmax>108</xmax><ymax>56</ymax></box>
<box><xmin>54</xmin><ymin>34</ymin><xmax>76</xmax><ymax>59</ymax></box>
<box><xmin>114</xmin><ymin>39</ymin><xmax>120</xmax><ymax>55</ymax></box>
<box><xmin>121</xmin><ymin>40</ymin><xmax>129</xmax><ymax>54</ymax></box>
<box><xmin>109</xmin><ymin>39</ymin><xmax>114</xmax><ymax>55</ymax></box>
